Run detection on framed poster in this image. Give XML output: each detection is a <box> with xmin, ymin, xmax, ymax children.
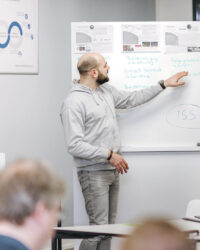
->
<box><xmin>193</xmin><ymin>0</ymin><xmax>200</xmax><ymax>20</ymax></box>
<box><xmin>0</xmin><ymin>0</ymin><xmax>38</xmax><ymax>74</ymax></box>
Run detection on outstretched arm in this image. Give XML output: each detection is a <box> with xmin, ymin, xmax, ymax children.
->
<box><xmin>108</xmin><ymin>71</ymin><xmax>188</xmax><ymax>109</ymax></box>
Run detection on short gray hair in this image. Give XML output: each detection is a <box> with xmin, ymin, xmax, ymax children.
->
<box><xmin>0</xmin><ymin>159</ymin><xmax>66</xmax><ymax>225</ymax></box>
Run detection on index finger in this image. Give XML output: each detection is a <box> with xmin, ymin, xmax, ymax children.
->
<box><xmin>176</xmin><ymin>71</ymin><xmax>188</xmax><ymax>81</ymax></box>
<box><xmin>122</xmin><ymin>159</ymin><xmax>129</xmax><ymax>169</ymax></box>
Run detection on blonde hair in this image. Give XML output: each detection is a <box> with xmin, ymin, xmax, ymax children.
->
<box><xmin>122</xmin><ymin>219</ymin><xmax>192</xmax><ymax>250</ymax></box>
<box><xmin>0</xmin><ymin>159</ymin><xmax>65</xmax><ymax>225</ymax></box>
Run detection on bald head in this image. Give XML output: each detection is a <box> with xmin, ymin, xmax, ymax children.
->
<box><xmin>77</xmin><ymin>53</ymin><xmax>104</xmax><ymax>75</ymax></box>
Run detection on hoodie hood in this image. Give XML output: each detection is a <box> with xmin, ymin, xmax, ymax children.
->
<box><xmin>71</xmin><ymin>79</ymin><xmax>101</xmax><ymax>105</ymax></box>
<box><xmin>71</xmin><ymin>79</ymin><xmax>92</xmax><ymax>94</ymax></box>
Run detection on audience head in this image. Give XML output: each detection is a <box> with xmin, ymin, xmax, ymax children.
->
<box><xmin>0</xmin><ymin>159</ymin><xmax>66</xmax><ymax>250</ymax></box>
<box><xmin>122</xmin><ymin>218</ymin><xmax>193</xmax><ymax>250</ymax></box>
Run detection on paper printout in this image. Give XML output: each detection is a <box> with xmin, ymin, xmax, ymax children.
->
<box><xmin>74</xmin><ymin>24</ymin><xmax>113</xmax><ymax>54</ymax></box>
<box><xmin>122</xmin><ymin>24</ymin><xmax>161</xmax><ymax>53</ymax></box>
<box><xmin>164</xmin><ymin>23</ymin><xmax>200</xmax><ymax>54</ymax></box>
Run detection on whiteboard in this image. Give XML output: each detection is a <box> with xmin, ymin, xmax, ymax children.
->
<box><xmin>71</xmin><ymin>22</ymin><xmax>200</xmax><ymax>149</ymax></box>
<box><xmin>0</xmin><ymin>0</ymin><xmax>38</xmax><ymax>74</ymax></box>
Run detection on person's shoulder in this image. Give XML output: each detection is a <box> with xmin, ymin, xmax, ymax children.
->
<box><xmin>100</xmin><ymin>82</ymin><xmax>116</xmax><ymax>92</ymax></box>
<box><xmin>0</xmin><ymin>235</ymin><xmax>29</xmax><ymax>250</ymax></box>
<box><xmin>62</xmin><ymin>92</ymin><xmax>82</xmax><ymax>110</ymax></box>
<box><xmin>100</xmin><ymin>83</ymin><xmax>119</xmax><ymax>97</ymax></box>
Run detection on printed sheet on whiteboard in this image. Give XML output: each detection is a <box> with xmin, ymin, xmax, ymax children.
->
<box><xmin>121</xmin><ymin>24</ymin><xmax>161</xmax><ymax>53</ymax></box>
<box><xmin>164</xmin><ymin>23</ymin><xmax>200</xmax><ymax>54</ymax></box>
<box><xmin>73</xmin><ymin>24</ymin><xmax>113</xmax><ymax>54</ymax></box>
<box><xmin>0</xmin><ymin>0</ymin><xmax>38</xmax><ymax>74</ymax></box>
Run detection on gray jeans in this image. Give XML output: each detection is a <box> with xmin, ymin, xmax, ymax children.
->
<box><xmin>77</xmin><ymin>169</ymin><xmax>119</xmax><ymax>250</ymax></box>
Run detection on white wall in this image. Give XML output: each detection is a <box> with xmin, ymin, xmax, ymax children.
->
<box><xmin>156</xmin><ymin>0</ymin><xmax>193</xmax><ymax>21</ymax></box>
<box><xmin>0</xmin><ymin>0</ymin><xmax>74</xmax><ymax>226</ymax></box>
<box><xmin>0</xmin><ymin>0</ymin><xmax>156</xmax><ymax>226</ymax></box>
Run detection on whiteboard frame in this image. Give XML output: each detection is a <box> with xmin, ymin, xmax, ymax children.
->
<box><xmin>71</xmin><ymin>21</ymin><xmax>200</xmax><ymax>151</ymax></box>
<box><xmin>121</xmin><ymin>146</ymin><xmax>200</xmax><ymax>152</ymax></box>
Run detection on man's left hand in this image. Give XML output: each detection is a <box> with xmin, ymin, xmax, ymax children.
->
<box><xmin>164</xmin><ymin>71</ymin><xmax>188</xmax><ymax>88</ymax></box>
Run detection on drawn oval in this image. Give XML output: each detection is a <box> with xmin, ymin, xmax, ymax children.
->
<box><xmin>166</xmin><ymin>104</ymin><xmax>200</xmax><ymax>129</ymax></box>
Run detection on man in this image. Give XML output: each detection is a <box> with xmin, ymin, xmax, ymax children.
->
<box><xmin>60</xmin><ymin>52</ymin><xmax>188</xmax><ymax>250</ymax></box>
<box><xmin>0</xmin><ymin>159</ymin><xmax>65</xmax><ymax>250</ymax></box>
<box><xmin>122</xmin><ymin>218</ymin><xmax>193</xmax><ymax>250</ymax></box>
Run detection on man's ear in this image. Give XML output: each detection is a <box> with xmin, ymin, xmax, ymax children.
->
<box><xmin>90</xmin><ymin>68</ymin><xmax>98</xmax><ymax>79</ymax></box>
<box><xmin>31</xmin><ymin>202</ymin><xmax>47</xmax><ymax>224</ymax></box>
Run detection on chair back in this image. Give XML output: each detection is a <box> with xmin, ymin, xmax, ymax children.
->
<box><xmin>186</xmin><ymin>200</ymin><xmax>200</xmax><ymax>218</ymax></box>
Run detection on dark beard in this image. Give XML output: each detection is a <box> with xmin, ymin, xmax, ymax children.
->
<box><xmin>96</xmin><ymin>72</ymin><xmax>109</xmax><ymax>85</ymax></box>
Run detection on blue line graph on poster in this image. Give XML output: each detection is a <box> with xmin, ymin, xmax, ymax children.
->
<box><xmin>0</xmin><ymin>21</ymin><xmax>23</xmax><ymax>49</ymax></box>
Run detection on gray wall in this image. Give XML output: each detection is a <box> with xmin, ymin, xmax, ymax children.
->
<box><xmin>0</xmin><ymin>0</ymin><xmax>156</xmax><ymax>225</ymax></box>
<box><xmin>156</xmin><ymin>0</ymin><xmax>192</xmax><ymax>21</ymax></box>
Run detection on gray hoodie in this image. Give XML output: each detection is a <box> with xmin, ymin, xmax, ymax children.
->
<box><xmin>60</xmin><ymin>80</ymin><xmax>163</xmax><ymax>171</ymax></box>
